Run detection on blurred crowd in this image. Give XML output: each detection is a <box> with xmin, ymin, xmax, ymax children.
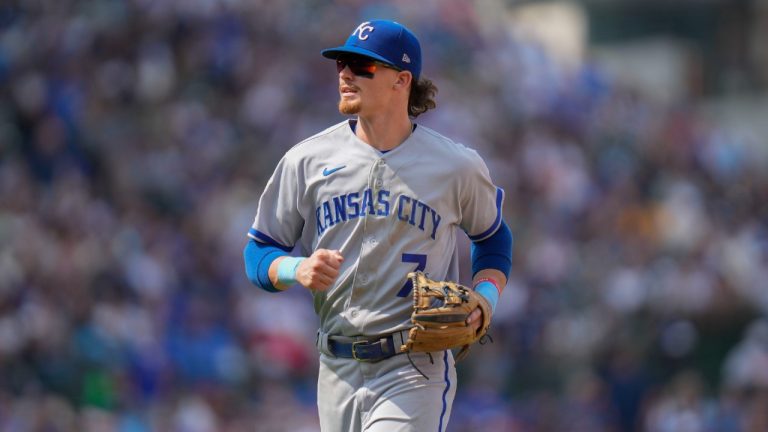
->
<box><xmin>1</xmin><ymin>0</ymin><xmax>767</xmax><ymax>431</ymax></box>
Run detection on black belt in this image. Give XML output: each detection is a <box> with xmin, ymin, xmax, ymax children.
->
<box><xmin>327</xmin><ymin>334</ymin><xmax>402</xmax><ymax>362</ymax></box>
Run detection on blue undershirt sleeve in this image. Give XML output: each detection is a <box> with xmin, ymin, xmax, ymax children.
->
<box><xmin>471</xmin><ymin>220</ymin><xmax>513</xmax><ymax>278</ymax></box>
<box><xmin>244</xmin><ymin>239</ymin><xmax>289</xmax><ymax>293</ymax></box>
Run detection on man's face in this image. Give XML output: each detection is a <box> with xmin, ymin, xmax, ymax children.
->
<box><xmin>336</xmin><ymin>55</ymin><xmax>401</xmax><ymax>116</ymax></box>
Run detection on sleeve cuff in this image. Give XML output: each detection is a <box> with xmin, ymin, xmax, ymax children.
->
<box><xmin>247</xmin><ymin>228</ymin><xmax>293</xmax><ymax>252</ymax></box>
<box><xmin>467</xmin><ymin>187</ymin><xmax>504</xmax><ymax>241</ymax></box>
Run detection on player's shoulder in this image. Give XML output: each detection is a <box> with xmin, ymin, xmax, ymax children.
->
<box><xmin>414</xmin><ymin>125</ymin><xmax>486</xmax><ymax>166</ymax></box>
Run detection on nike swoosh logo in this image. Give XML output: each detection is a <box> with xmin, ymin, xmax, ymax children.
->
<box><xmin>322</xmin><ymin>165</ymin><xmax>346</xmax><ymax>176</ymax></box>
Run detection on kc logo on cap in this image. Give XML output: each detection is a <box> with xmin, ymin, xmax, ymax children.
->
<box><xmin>352</xmin><ymin>21</ymin><xmax>375</xmax><ymax>41</ymax></box>
<box><xmin>321</xmin><ymin>19</ymin><xmax>423</xmax><ymax>80</ymax></box>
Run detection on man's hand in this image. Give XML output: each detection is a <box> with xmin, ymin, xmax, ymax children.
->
<box><xmin>467</xmin><ymin>268</ymin><xmax>506</xmax><ymax>333</ymax></box>
<box><xmin>295</xmin><ymin>249</ymin><xmax>344</xmax><ymax>290</ymax></box>
<box><xmin>466</xmin><ymin>307</ymin><xmax>485</xmax><ymax>334</ymax></box>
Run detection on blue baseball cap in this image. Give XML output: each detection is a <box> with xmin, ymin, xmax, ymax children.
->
<box><xmin>321</xmin><ymin>20</ymin><xmax>422</xmax><ymax>79</ymax></box>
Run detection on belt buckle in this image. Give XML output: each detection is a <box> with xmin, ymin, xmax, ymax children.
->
<box><xmin>351</xmin><ymin>340</ymin><xmax>372</xmax><ymax>362</ymax></box>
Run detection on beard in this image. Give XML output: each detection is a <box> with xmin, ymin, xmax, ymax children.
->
<box><xmin>338</xmin><ymin>98</ymin><xmax>361</xmax><ymax>115</ymax></box>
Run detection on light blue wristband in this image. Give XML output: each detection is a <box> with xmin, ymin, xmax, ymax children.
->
<box><xmin>276</xmin><ymin>257</ymin><xmax>306</xmax><ymax>288</ymax></box>
<box><xmin>474</xmin><ymin>280</ymin><xmax>499</xmax><ymax>314</ymax></box>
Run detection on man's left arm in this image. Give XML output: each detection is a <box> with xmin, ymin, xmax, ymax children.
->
<box><xmin>466</xmin><ymin>220</ymin><xmax>513</xmax><ymax>330</ymax></box>
<box><xmin>454</xmin><ymin>148</ymin><xmax>513</xmax><ymax>329</ymax></box>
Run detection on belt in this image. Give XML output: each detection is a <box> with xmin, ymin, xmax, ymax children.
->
<box><xmin>319</xmin><ymin>331</ymin><xmax>407</xmax><ymax>363</ymax></box>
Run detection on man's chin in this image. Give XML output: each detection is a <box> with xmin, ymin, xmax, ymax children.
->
<box><xmin>338</xmin><ymin>100</ymin><xmax>361</xmax><ymax>115</ymax></box>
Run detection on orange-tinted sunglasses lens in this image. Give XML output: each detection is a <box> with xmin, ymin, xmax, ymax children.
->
<box><xmin>336</xmin><ymin>57</ymin><xmax>377</xmax><ymax>78</ymax></box>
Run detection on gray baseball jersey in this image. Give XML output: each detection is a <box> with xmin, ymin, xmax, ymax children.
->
<box><xmin>248</xmin><ymin>120</ymin><xmax>503</xmax><ymax>337</ymax></box>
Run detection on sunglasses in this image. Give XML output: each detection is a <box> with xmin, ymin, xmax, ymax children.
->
<box><xmin>335</xmin><ymin>56</ymin><xmax>402</xmax><ymax>78</ymax></box>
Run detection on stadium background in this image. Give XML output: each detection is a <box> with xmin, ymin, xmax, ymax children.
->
<box><xmin>1</xmin><ymin>0</ymin><xmax>767</xmax><ymax>430</ymax></box>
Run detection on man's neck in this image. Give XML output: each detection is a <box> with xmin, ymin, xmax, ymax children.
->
<box><xmin>354</xmin><ymin>113</ymin><xmax>413</xmax><ymax>152</ymax></box>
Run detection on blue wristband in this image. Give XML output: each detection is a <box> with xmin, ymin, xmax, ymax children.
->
<box><xmin>474</xmin><ymin>280</ymin><xmax>499</xmax><ymax>314</ymax></box>
<box><xmin>276</xmin><ymin>257</ymin><xmax>306</xmax><ymax>288</ymax></box>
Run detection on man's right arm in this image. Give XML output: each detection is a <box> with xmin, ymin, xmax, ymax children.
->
<box><xmin>244</xmin><ymin>239</ymin><xmax>343</xmax><ymax>292</ymax></box>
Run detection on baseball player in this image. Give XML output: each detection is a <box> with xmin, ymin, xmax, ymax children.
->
<box><xmin>243</xmin><ymin>20</ymin><xmax>513</xmax><ymax>432</ymax></box>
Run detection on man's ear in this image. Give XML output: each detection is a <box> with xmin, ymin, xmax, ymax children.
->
<box><xmin>394</xmin><ymin>71</ymin><xmax>413</xmax><ymax>90</ymax></box>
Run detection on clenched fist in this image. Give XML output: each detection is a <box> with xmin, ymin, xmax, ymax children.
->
<box><xmin>296</xmin><ymin>249</ymin><xmax>344</xmax><ymax>291</ymax></box>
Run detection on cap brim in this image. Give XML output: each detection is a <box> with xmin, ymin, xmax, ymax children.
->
<box><xmin>321</xmin><ymin>46</ymin><xmax>396</xmax><ymax>67</ymax></box>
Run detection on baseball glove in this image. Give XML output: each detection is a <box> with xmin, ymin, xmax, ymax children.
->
<box><xmin>401</xmin><ymin>271</ymin><xmax>492</xmax><ymax>361</ymax></box>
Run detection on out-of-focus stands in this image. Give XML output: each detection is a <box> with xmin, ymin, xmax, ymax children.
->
<box><xmin>0</xmin><ymin>1</ymin><xmax>766</xmax><ymax>431</ymax></box>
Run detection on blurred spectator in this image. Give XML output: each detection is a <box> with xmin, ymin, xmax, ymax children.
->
<box><xmin>644</xmin><ymin>370</ymin><xmax>708</xmax><ymax>432</ymax></box>
<box><xmin>1</xmin><ymin>0</ymin><xmax>766</xmax><ymax>430</ymax></box>
<box><xmin>722</xmin><ymin>318</ymin><xmax>768</xmax><ymax>391</ymax></box>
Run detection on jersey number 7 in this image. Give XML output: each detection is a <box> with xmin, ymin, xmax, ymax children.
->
<box><xmin>396</xmin><ymin>253</ymin><xmax>427</xmax><ymax>297</ymax></box>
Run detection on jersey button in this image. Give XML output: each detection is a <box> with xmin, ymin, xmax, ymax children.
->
<box><xmin>350</xmin><ymin>310</ymin><xmax>359</xmax><ymax>318</ymax></box>
<box><xmin>374</xmin><ymin>179</ymin><xmax>383</xmax><ymax>188</ymax></box>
